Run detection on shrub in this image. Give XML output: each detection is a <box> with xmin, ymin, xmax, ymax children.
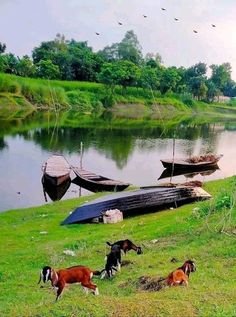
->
<box><xmin>66</xmin><ymin>91</ymin><xmax>93</xmax><ymax>112</ymax></box>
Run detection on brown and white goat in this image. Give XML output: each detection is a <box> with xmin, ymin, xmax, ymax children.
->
<box><xmin>38</xmin><ymin>265</ymin><xmax>100</xmax><ymax>300</ymax></box>
<box><xmin>166</xmin><ymin>260</ymin><xmax>196</xmax><ymax>287</ymax></box>
<box><xmin>106</xmin><ymin>239</ymin><xmax>143</xmax><ymax>255</ymax></box>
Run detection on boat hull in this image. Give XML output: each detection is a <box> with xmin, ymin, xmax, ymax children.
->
<box><xmin>72</xmin><ymin>175</ymin><xmax>130</xmax><ymax>192</ymax></box>
<box><xmin>161</xmin><ymin>155</ymin><xmax>222</xmax><ymax>170</ymax></box>
<box><xmin>71</xmin><ymin>167</ymin><xmax>130</xmax><ymax>192</ymax></box>
<box><xmin>42</xmin><ymin>155</ymin><xmax>71</xmax><ymax>186</ymax></box>
<box><xmin>62</xmin><ymin>186</ymin><xmax>211</xmax><ymax>224</ymax></box>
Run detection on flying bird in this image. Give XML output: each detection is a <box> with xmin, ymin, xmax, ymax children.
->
<box><xmin>118</xmin><ymin>21</ymin><xmax>123</xmax><ymax>25</ymax></box>
<box><xmin>211</xmin><ymin>24</ymin><xmax>216</xmax><ymax>27</ymax></box>
<box><xmin>193</xmin><ymin>30</ymin><xmax>198</xmax><ymax>33</ymax></box>
<box><xmin>174</xmin><ymin>18</ymin><xmax>179</xmax><ymax>21</ymax></box>
<box><xmin>95</xmin><ymin>32</ymin><xmax>100</xmax><ymax>35</ymax></box>
<box><xmin>161</xmin><ymin>8</ymin><xmax>166</xmax><ymax>11</ymax></box>
<box><xmin>143</xmin><ymin>14</ymin><xmax>147</xmax><ymax>18</ymax></box>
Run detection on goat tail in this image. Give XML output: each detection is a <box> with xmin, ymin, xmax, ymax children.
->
<box><xmin>106</xmin><ymin>241</ymin><xmax>112</xmax><ymax>246</ymax></box>
<box><xmin>92</xmin><ymin>270</ymin><xmax>102</xmax><ymax>276</ymax></box>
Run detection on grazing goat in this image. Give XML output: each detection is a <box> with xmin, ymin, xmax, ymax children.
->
<box><xmin>101</xmin><ymin>244</ymin><xmax>121</xmax><ymax>278</ymax></box>
<box><xmin>106</xmin><ymin>239</ymin><xmax>142</xmax><ymax>255</ymax></box>
<box><xmin>38</xmin><ymin>265</ymin><xmax>100</xmax><ymax>300</ymax></box>
<box><xmin>166</xmin><ymin>260</ymin><xmax>196</xmax><ymax>287</ymax></box>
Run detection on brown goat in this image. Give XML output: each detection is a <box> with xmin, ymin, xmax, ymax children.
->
<box><xmin>106</xmin><ymin>239</ymin><xmax>142</xmax><ymax>254</ymax></box>
<box><xmin>166</xmin><ymin>260</ymin><xmax>196</xmax><ymax>287</ymax></box>
<box><xmin>38</xmin><ymin>265</ymin><xmax>100</xmax><ymax>300</ymax></box>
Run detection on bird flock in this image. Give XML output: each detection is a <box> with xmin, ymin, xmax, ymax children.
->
<box><xmin>95</xmin><ymin>6</ymin><xmax>216</xmax><ymax>36</ymax></box>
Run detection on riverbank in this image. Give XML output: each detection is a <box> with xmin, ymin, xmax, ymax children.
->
<box><xmin>1</xmin><ymin>73</ymin><xmax>236</xmax><ymax>120</ymax></box>
<box><xmin>1</xmin><ymin>177</ymin><xmax>236</xmax><ymax>317</ymax></box>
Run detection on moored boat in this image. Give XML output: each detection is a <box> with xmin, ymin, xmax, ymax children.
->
<box><xmin>71</xmin><ymin>167</ymin><xmax>130</xmax><ymax>192</ymax></box>
<box><xmin>42</xmin><ymin>155</ymin><xmax>71</xmax><ymax>186</ymax></box>
<box><xmin>161</xmin><ymin>154</ymin><xmax>223</xmax><ymax>170</ymax></box>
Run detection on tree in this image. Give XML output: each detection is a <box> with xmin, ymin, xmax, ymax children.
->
<box><xmin>210</xmin><ymin>63</ymin><xmax>232</xmax><ymax>91</ymax></box>
<box><xmin>36</xmin><ymin>60</ymin><xmax>60</xmax><ymax>79</ymax></box>
<box><xmin>186</xmin><ymin>62</ymin><xmax>207</xmax><ymax>78</ymax></box>
<box><xmin>189</xmin><ymin>77</ymin><xmax>208</xmax><ymax>100</ymax></box>
<box><xmin>206</xmin><ymin>80</ymin><xmax>220</xmax><ymax>102</ymax></box>
<box><xmin>118</xmin><ymin>30</ymin><xmax>143</xmax><ymax>65</ymax></box>
<box><xmin>145</xmin><ymin>52</ymin><xmax>163</xmax><ymax>67</ymax></box>
<box><xmin>98</xmin><ymin>43</ymin><xmax>119</xmax><ymax>62</ymax></box>
<box><xmin>139</xmin><ymin>66</ymin><xmax>160</xmax><ymax>90</ymax></box>
<box><xmin>16</xmin><ymin>55</ymin><xmax>36</xmax><ymax>77</ymax></box>
<box><xmin>223</xmin><ymin>79</ymin><xmax>236</xmax><ymax>97</ymax></box>
<box><xmin>3</xmin><ymin>53</ymin><xmax>18</xmax><ymax>74</ymax></box>
<box><xmin>0</xmin><ymin>42</ymin><xmax>6</xmax><ymax>54</ymax></box>
<box><xmin>160</xmin><ymin>67</ymin><xmax>181</xmax><ymax>94</ymax></box>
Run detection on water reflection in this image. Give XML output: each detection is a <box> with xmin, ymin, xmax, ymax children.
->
<box><xmin>42</xmin><ymin>176</ymin><xmax>71</xmax><ymax>202</ymax></box>
<box><xmin>158</xmin><ymin>165</ymin><xmax>219</xmax><ymax>180</ymax></box>
<box><xmin>1</xmin><ymin>109</ymin><xmax>236</xmax><ymax>211</ymax></box>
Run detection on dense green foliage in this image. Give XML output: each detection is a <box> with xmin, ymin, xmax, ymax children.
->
<box><xmin>1</xmin><ymin>177</ymin><xmax>236</xmax><ymax>316</ymax></box>
<box><xmin>1</xmin><ymin>31</ymin><xmax>236</xmax><ymax>102</ymax></box>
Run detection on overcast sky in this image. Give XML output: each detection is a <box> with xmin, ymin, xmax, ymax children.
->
<box><xmin>1</xmin><ymin>0</ymin><xmax>236</xmax><ymax>79</ymax></box>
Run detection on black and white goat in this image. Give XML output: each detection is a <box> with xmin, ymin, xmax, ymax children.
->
<box><xmin>101</xmin><ymin>244</ymin><xmax>121</xmax><ymax>279</ymax></box>
<box><xmin>106</xmin><ymin>239</ymin><xmax>143</xmax><ymax>255</ymax></box>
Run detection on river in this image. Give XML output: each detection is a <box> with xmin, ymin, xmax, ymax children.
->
<box><xmin>0</xmin><ymin>110</ymin><xmax>236</xmax><ymax>212</ymax></box>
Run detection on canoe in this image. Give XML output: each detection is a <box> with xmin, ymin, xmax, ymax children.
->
<box><xmin>42</xmin><ymin>176</ymin><xmax>71</xmax><ymax>201</ymax></box>
<box><xmin>71</xmin><ymin>167</ymin><xmax>130</xmax><ymax>192</ymax></box>
<box><xmin>42</xmin><ymin>155</ymin><xmax>71</xmax><ymax>186</ymax></box>
<box><xmin>62</xmin><ymin>186</ymin><xmax>211</xmax><ymax>224</ymax></box>
<box><xmin>161</xmin><ymin>154</ymin><xmax>223</xmax><ymax>170</ymax></box>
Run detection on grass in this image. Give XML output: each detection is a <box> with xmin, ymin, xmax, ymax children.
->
<box><xmin>2</xmin><ymin>73</ymin><xmax>236</xmax><ymax>120</ymax></box>
<box><xmin>1</xmin><ymin>177</ymin><xmax>236</xmax><ymax>316</ymax></box>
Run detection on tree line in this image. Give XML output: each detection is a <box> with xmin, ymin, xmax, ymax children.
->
<box><xmin>0</xmin><ymin>31</ymin><xmax>236</xmax><ymax>102</ymax></box>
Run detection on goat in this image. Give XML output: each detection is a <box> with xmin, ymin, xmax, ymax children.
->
<box><xmin>106</xmin><ymin>239</ymin><xmax>142</xmax><ymax>255</ymax></box>
<box><xmin>166</xmin><ymin>260</ymin><xmax>196</xmax><ymax>287</ymax></box>
<box><xmin>38</xmin><ymin>265</ymin><xmax>100</xmax><ymax>300</ymax></box>
<box><xmin>101</xmin><ymin>244</ymin><xmax>121</xmax><ymax>279</ymax></box>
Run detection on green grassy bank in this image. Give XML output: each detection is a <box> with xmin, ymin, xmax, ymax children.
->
<box><xmin>1</xmin><ymin>177</ymin><xmax>236</xmax><ymax>316</ymax></box>
<box><xmin>1</xmin><ymin>73</ymin><xmax>236</xmax><ymax>120</ymax></box>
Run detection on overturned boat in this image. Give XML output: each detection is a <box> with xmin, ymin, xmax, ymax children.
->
<box><xmin>62</xmin><ymin>185</ymin><xmax>211</xmax><ymax>225</ymax></box>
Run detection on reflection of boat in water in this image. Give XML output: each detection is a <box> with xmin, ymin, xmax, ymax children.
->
<box><xmin>42</xmin><ymin>176</ymin><xmax>71</xmax><ymax>201</ymax></box>
<box><xmin>161</xmin><ymin>154</ymin><xmax>223</xmax><ymax>170</ymax></box>
<box><xmin>71</xmin><ymin>167</ymin><xmax>130</xmax><ymax>192</ymax></box>
<box><xmin>158</xmin><ymin>165</ymin><xmax>219</xmax><ymax>180</ymax></box>
<box><xmin>62</xmin><ymin>186</ymin><xmax>211</xmax><ymax>224</ymax></box>
<box><xmin>42</xmin><ymin>155</ymin><xmax>71</xmax><ymax>186</ymax></box>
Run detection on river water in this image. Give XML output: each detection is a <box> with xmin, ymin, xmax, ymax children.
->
<box><xmin>0</xmin><ymin>110</ymin><xmax>236</xmax><ymax>212</ymax></box>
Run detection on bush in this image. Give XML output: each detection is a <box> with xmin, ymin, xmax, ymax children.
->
<box><xmin>0</xmin><ymin>75</ymin><xmax>20</xmax><ymax>94</ymax></box>
<box><xmin>192</xmin><ymin>192</ymin><xmax>234</xmax><ymax>219</ymax></box>
<box><xmin>66</xmin><ymin>91</ymin><xmax>93</xmax><ymax>112</ymax></box>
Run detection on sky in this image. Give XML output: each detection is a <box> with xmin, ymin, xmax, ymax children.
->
<box><xmin>0</xmin><ymin>0</ymin><xmax>236</xmax><ymax>79</ymax></box>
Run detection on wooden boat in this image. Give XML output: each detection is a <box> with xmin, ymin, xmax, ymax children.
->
<box><xmin>62</xmin><ymin>186</ymin><xmax>211</xmax><ymax>224</ymax></box>
<box><xmin>42</xmin><ymin>176</ymin><xmax>71</xmax><ymax>201</ymax></box>
<box><xmin>71</xmin><ymin>166</ymin><xmax>130</xmax><ymax>192</ymax></box>
<box><xmin>161</xmin><ymin>154</ymin><xmax>223</xmax><ymax>170</ymax></box>
<box><xmin>42</xmin><ymin>155</ymin><xmax>71</xmax><ymax>186</ymax></box>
